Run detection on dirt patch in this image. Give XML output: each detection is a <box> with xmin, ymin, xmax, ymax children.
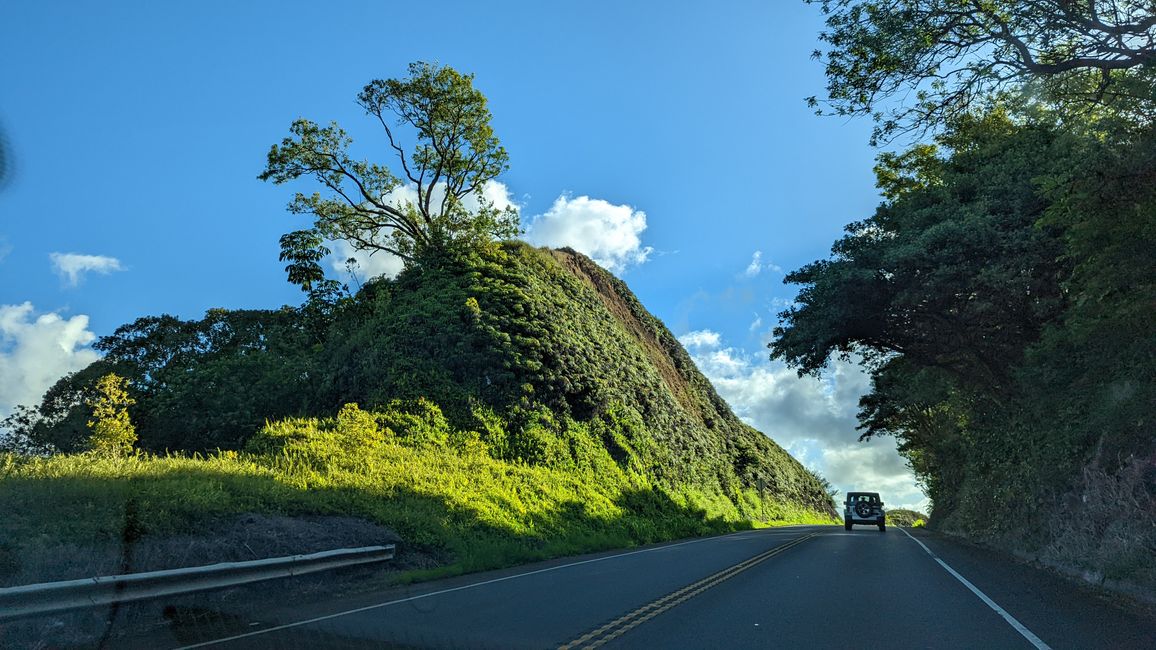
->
<box><xmin>1036</xmin><ymin>454</ymin><xmax>1156</xmax><ymax>602</ymax></box>
<box><xmin>547</xmin><ymin>248</ymin><xmax>704</xmax><ymax>422</ymax></box>
<box><xmin>2</xmin><ymin>512</ymin><xmax>438</xmax><ymax>587</ymax></box>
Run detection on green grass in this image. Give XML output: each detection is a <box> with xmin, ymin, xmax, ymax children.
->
<box><xmin>0</xmin><ymin>436</ymin><xmax>835</xmax><ymax>583</ymax></box>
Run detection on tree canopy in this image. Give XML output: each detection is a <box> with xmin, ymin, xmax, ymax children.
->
<box><xmin>771</xmin><ymin>111</ymin><xmax>1070</xmax><ymax>388</ymax></box>
<box><xmin>808</xmin><ymin>0</ymin><xmax>1156</xmax><ymax>143</ymax></box>
<box><xmin>771</xmin><ymin>104</ymin><xmax>1154</xmax><ymax>556</ymax></box>
<box><xmin>260</xmin><ymin>62</ymin><xmax>519</xmax><ymax>291</ymax></box>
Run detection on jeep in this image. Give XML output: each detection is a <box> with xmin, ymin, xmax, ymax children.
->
<box><xmin>844</xmin><ymin>492</ymin><xmax>886</xmax><ymax>531</ymax></box>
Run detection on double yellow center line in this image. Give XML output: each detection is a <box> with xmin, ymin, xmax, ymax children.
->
<box><xmin>557</xmin><ymin>532</ymin><xmax>817</xmax><ymax>649</ymax></box>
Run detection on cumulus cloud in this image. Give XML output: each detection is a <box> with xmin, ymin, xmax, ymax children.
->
<box><xmin>0</xmin><ymin>303</ymin><xmax>99</xmax><ymax>420</ymax></box>
<box><xmin>678</xmin><ymin>329</ymin><xmax>721</xmax><ymax>349</ymax></box>
<box><xmin>327</xmin><ymin>180</ymin><xmax>518</xmax><ymax>282</ymax></box>
<box><xmin>49</xmin><ymin>252</ymin><xmax>124</xmax><ymax>287</ymax></box>
<box><xmin>744</xmin><ymin>251</ymin><xmax>763</xmax><ymax>277</ymax></box>
<box><xmin>741</xmin><ymin>250</ymin><xmax>782</xmax><ymax>278</ymax></box>
<box><xmin>330</xmin><ymin>240</ymin><xmax>406</xmax><ymax>282</ymax></box>
<box><xmin>376</xmin><ymin>178</ymin><xmax>517</xmax><ymax>218</ymax></box>
<box><xmin>523</xmin><ymin>194</ymin><xmax>653</xmax><ymax>274</ymax></box>
<box><xmin>677</xmin><ymin>328</ymin><xmax>929</xmax><ymax>511</ymax></box>
<box><xmin>821</xmin><ymin>443</ymin><xmax>920</xmax><ymax>498</ymax></box>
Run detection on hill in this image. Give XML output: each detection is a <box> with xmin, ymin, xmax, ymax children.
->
<box><xmin>1</xmin><ymin>242</ymin><xmax>836</xmax><ymax>585</ymax></box>
<box><xmin>310</xmin><ymin>242</ymin><xmax>831</xmax><ymax>509</ymax></box>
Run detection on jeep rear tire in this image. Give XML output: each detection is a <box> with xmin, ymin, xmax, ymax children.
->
<box><xmin>844</xmin><ymin>521</ymin><xmax>852</xmax><ymax>531</ymax></box>
<box><xmin>878</xmin><ymin>522</ymin><xmax>886</xmax><ymax>532</ymax></box>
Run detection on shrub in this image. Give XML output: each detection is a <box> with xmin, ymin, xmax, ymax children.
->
<box><xmin>469</xmin><ymin>404</ymin><xmax>511</xmax><ymax>458</ymax></box>
<box><xmin>375</xmin><ymin>398</ymin><xmax>450</xmax><ymax>448</ymax></box>
<box><xmin>336</xmin><ymin>403</ymin><xmax>383</xmax><ymax>449</ymax></box>
<box><xmin>504</xmin><ymin>406</ymin><xmax>570</xmax><ymax>466</ymax></box>
<box><xmin>886</xmin><ymin>509</ymin><xmax>930</xmax><ymax>527</ymax></box>
<box><xmin>86</xmin><ymin>373</ymin><xmax>137</xmax><ymax>457</ymax></box>
<box><xmin>246</xmin><ymin>417</ymin><xmax>332</xmax><ymax>457</ymax></box>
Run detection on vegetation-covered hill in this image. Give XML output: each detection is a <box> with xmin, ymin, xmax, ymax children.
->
<box><xmin>316</xmin><ymin>242</ymin><xmax>829</xmax><ymax>507</ymax></box>
<box><xmin>2</xmin><ymin>243</ymin><xmax>836</xmax><ymax>584</ymax></box>
<box><xmin>12</xmin><ymin>242</ymin><xmax>832</xmax><ymax>515</ymax></box>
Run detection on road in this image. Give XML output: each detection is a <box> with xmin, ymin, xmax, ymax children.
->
<box><xmin>146</xmin><ymin>525</ymin><xmax>1154</xmax><ymax>649</ymax></box>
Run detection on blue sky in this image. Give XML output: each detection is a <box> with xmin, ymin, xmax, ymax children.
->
<box><xmin>0</xmin><ymin>1</ymin><xmax>927</xmax><ymax>510</ymax></box>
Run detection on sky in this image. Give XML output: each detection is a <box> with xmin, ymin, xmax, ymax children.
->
<box><xmin>0</xmin><ymin>1</ymin><xmax>928</xmax><ymax>511</ymax></box>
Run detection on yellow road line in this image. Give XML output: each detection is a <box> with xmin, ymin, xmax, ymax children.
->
<box><xmin>557</xmin><ymin>532</ymin><xmax>816</xmax><ymax>649</ymax></box>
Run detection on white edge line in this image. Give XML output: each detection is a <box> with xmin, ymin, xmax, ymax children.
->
<box><xmin>899</xmin><ymin>527</ymin><xmax>1052</xmax><ymax>650</ymax></box>
<box><xmin>176</xmin><ymin>525</ymin><xmax>815</xmax><ymax>649</ymax></box>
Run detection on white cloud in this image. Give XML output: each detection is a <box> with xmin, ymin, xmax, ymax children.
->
<box><xmin>328</xmin><ymin>180</ymin><xmax>518</xmax><ymax>282</ymax></box>
<box><xmin>770</xmin><ymin>296</ymin><xmax>796</xmax><ymax>310</ymax></box>
<box><xmin>523</xmin><ymin>194</ymin><xmax>653</xmax><ymax>274</ymax></box>
<box><xmin>740</xmin><ymin>251</ymin><xmax>782</xmax><ymax>279</ymax></box>
<box><xmin>49</xmin><ymin>252</ymin><xmax>124</xmax><ymax>287</ymax></box>
<box><xmin>677</xmin><ymin>329</ymin><xmax>721</xmax><ymax>350</ymax></box>
<box><xmin>821</xmin><ymin>443</ymin><xmax>920</xmax><ymax>497</ymax></box>
<box><xmin>0</xmin><ymin>302</ymin><xmax>99</xmax><ymax>420</ymax></box>
<box><xmin>744</xmin><ymin>251</ymin><xmax>763</xmax><ymax>277</ymax></box>
<box><xmin>678</xmin><ymin>329</ymin><xmax>930</xmax><ymax>512</ymax></box>
<box><xmin>376</xmin><ymin>178</ymin><xmax>518</xmax><ymax>219</ymax></box>
<box><xmin>330</xmin><ymin>240</ymin><xmax>405</xmax><ymax>282</ymax></box>
<box><xmin>748</xmin><ymin>313</ymin><xmax>763</xmax><ymax>332</ymax></box>
<box><xmin>473</xmin><ymin>179</ymin><xmax>518</xmax><ymax>214</ymax></box>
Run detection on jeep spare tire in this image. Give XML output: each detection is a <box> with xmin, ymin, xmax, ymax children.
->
<box><xmin>855</xmin><ymin>501</ymin><xmax>873</xmax><ymax>518</ymax></box>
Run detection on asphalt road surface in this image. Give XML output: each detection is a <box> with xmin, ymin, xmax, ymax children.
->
<box><xmin>145</xmin><ymin>525</ymin><xmax>1154</xmax><ymax>649</ymax></box>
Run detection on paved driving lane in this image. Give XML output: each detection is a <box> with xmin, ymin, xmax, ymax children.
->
<box><xmin>173</xmin><ymin>526</ymin><xmax>1156</xmax><ymax>649</ymax></box>
<box><xmin>602</xmin><ymin>528</ymin><xmax>1033</xmax><ymax>648</ymax></box>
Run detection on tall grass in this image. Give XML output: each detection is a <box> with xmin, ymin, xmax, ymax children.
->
<box><xmin>0</xmin><ymin>429</ymin><xmax>834</xmax><ymax>584</ymax></box>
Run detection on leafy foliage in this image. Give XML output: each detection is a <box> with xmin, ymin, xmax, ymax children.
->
<box><xmin>799</xmin><ymin>0</ymin><xmax>1156</xmax><ymax>584</ymax></box>
<box><xmin>772</xmin><ymin>106</ymin><xmax>1156</xmax><ymax>583</ymax></box>
<box><xmin>886</xmin><ymin>508</ymin><xmax>928</xmax><ymax>528</ymax></box>
<box><xmin>3</xmin><ymin>308</ymin><xmax>325</xmax><ymax>454</ymax></box>
<box><xmin>86</xmin><ymin>373</ymin><xmax>136</xmax><ymax>457</ymax></box>
<box><xmin>773</xmin><ymin>111</ymin><xmax>1070</xmax><ymax>389</ymax></box>
<box><xmin>808</xmin><ymin>0</ymin><xmax>1156</xmax><ymax>143</ymax></box>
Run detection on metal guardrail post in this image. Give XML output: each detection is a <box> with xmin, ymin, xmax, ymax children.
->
<box><xmin>0</xmin><ymin>544</ymin><xmax>396</xmax><ymax>620</ymax></box>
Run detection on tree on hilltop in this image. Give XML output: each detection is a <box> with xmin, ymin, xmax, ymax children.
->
<box><xmin>260</xmin><ymin>62</ymin><xmax>519</xmax><ymax>291</ymax></box>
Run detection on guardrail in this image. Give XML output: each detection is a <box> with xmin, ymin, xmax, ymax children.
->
<box><xmin>0</xmin><ymin>544</ymin><xmax>396</xmax><ymax>620</ymax></box>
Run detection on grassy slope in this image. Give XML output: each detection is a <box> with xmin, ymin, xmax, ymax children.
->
<box><xmin>0</xmin><ymin>443</ymin><xmax>829</xmax><ymax>585</ymax></box>
<box><xmin>1</xmin><ymin>242</ymin><xmax>836</xmax><ymax>584</ymax></box>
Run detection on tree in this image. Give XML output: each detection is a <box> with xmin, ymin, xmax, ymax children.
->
<box><xmin>771</xmin><ymin>112</ymin><xmax>1070</xmax><ymax>389</ymax></box>
<box><xmin>260</xmin><ymin>62</ymin><xmax>519</xmax><ymax>290</ymax></box>
<box><xmin>95</xmin><ymin>308</ymin><xmax>322</xmax><ymax>452</ymax></box>
<box><xmin>807</xmin><ymin>0</ymin><xmax>1156</xmax><ymax>143</ymax></box>
<box><xmin>86</xmin><ymin>373</ymin><xmax>137</xmax><ymax>456</ymax></box>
